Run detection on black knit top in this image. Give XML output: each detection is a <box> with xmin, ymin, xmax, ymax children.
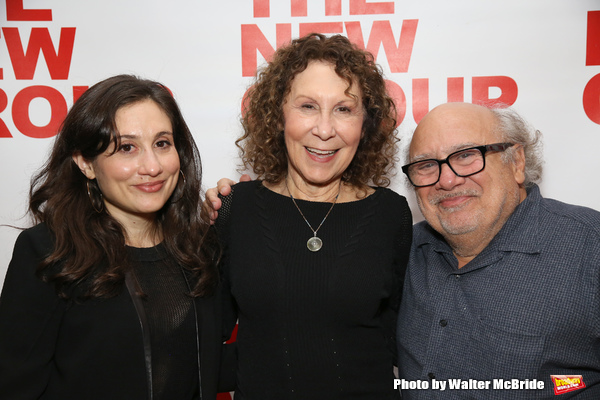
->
<box><xmin>130</xmin><ymin>245</ymin><xmax>199</xmax><ymax>400</ymax></box>
<box><xmin>217</xmin><ymin>181</ymin><xmax>412</xmax><ymax>399</ymax></box>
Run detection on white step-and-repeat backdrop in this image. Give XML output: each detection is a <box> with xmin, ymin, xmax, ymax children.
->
<box><xmin>1</xmin><ymin>0</ymin><xmax>599</xmax><ymax>287</ymax></box>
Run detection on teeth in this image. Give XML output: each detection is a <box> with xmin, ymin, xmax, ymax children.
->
<box><xmin>307</xmin><ymin>147</ymin><xmax>336</xmax><ymax>156</ymax></box>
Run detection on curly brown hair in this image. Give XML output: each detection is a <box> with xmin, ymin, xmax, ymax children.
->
<box><xmin>238</xmin><ymin>33</ymin><xmax>398</xmax><ymax>188</ymax></box>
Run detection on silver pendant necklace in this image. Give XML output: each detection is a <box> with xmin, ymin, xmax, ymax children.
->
<box><xmin>286</xmin><ymin>180</ymin><xmax>341</xmax><ymax>252</ymax></box>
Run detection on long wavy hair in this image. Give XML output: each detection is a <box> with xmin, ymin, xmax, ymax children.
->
<box><xmin>29</xmin><ymin>74</ymin><xmax>218</xmax><ymax>299</ymax></box>
<box><xmin>238</xmin><ymin>33</ymin><xmax>398</xmax><ymax>189</ymax></box>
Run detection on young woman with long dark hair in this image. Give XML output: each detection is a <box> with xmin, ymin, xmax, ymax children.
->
<box><xmin>0</xmin><ymin>75</ymin><xmax>228</xmax><ymax>400</ymax></box>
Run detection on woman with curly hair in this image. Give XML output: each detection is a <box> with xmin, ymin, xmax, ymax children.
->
<box><xmin>0</xmin><ymin>75</ymin><xmax>229</xmax><ymax>399</ymax></box>
<box><xmin>209</xmin><ymin>34</ymin><xmax>412</xmax><ymax>399</ymax></box>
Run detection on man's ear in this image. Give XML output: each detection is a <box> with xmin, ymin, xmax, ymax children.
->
<box><xmin>512</xmin><ymin>145</ymin><xmax>526</xmax><ymax>185</ymax></box>
<box><xmin>72</xmin><ymin>152</ymin><xmax>96</xmax><ymax>180</ymax></box>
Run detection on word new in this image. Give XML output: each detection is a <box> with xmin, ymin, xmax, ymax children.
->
<box><xmin>1</xmin><ymin>0</ymin><xmax>85</xmax><ymax>138</ymax></box>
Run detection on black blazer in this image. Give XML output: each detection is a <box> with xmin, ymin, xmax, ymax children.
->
<box><xmin>0</xmin><ymin>223</ymin><xmax>234</xmax><ymax>399</ymax></box>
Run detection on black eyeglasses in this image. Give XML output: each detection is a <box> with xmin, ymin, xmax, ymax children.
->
<box><xmin>401</xmin><ymin>142</ymin><xmax>515</xmax><ymax>187</ymax></box>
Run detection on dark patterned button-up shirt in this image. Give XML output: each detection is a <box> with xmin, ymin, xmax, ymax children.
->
<box><xmin>397</xmin><ymin>185</ymin><xmax>600</xmax><ymax>399</ymax></box>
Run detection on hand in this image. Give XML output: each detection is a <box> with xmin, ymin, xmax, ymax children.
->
<box><xmin>204</xmin><ymin>174</ymin><xmax>251</xmax><ymax>224</ymax></box>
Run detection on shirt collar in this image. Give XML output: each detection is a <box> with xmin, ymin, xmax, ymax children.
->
<box><xmin>490</xmin><ymin>184</ymin><xmax>542</xmax><ymax>254</ymax></box>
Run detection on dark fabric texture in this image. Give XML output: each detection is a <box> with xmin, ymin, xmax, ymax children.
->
<box><xmin>398</xmin><ymin>185</ymin><xmax>600</xmax><ymax>399</ymax></box>
<box><xmin>128</xmin><ymin>245</ymin><xmax>198</xmax><ymax>399</ymax></box>
<box><xmin>0</xmin><ymin>223</ymin><xmax>227</xmax><ymax>400</ymax></box>
<box><xmin>217</xmin><ymin>180</ymin><xmax>412</xmax><ymax>400</ymax></box>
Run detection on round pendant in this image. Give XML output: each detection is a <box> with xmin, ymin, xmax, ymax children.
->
<box><xmin>307</xmin><ymin>236</ymin><xmax>323</xmax><ymax>252</ymax></box>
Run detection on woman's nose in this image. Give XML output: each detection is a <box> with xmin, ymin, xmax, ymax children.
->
<box><xmin>312</xmin><ymin>113</ymin><xmax>336</xmax><ymax>140</ymax></box>
<box><xmin>138</xmin><ymin>150</ymin><xmax>163</xmax><ymax>176</ymax></box>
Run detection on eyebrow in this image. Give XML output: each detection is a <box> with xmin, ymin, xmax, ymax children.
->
<box><xmin>117</xmin><ymin>131</ymin><xmax>174</xmax><ymax>141</ymax></box>
<box><xmin>292</xmin><ymin>93</ymin><xmax>358</xmax><ymax>103</ymax></box>
<box><xmin>411</xmin><ymin>142</ymin><xmax>480</xmax><ymax>162</ymax></box>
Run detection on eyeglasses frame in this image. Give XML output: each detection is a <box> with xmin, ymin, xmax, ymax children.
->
<box><xmin>401</xmin><ymin>142</ymin><xmax>516</xmax><ymax>187</ymax></box>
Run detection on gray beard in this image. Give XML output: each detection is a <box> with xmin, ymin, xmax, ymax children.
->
<box><xmin>420</xmin><ymin>187</ymin><xmax>521</xmax><ymax>249</ymax></box>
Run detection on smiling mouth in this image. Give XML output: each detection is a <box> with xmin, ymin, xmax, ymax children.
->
<box><xmin>432</xmin><ymin>190</ymin><xmax>480</xmax><ymax>211</ymax></box>
<box><xmin>135</xmin><ymin>181</ymin><xmax>165</xmax><ymax>193</ymax></box>
<box><xmin>306</xmin><ymin>147</ymin><xmax>338</xmax><ymax>158</ymax></box>
<box><xmin>439</xmin><ymin>196</ymin><xmax>471</xmax><ymax>209</ymax></box>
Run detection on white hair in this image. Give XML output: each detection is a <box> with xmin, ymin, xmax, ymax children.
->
<box><xmin>490</xmin><ymin>106</ymin><xmax>544</xmax><ymax>187</ymax></box>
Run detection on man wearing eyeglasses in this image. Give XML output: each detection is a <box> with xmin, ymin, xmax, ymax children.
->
<box><xmin>397</xmin><ymin>102</ymin><xmax>600</xmax><ymax>398</ymax></box>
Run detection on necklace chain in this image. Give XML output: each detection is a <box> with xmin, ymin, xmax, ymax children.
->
<box><xmin>285</xmin><ymin>180</ymin><xmax>341</xmax><ymax>252</ymax></box>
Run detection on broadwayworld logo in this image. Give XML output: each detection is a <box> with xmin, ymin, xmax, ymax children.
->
<box><xmin>551</xmin><ymin>375</ymin><xmax>586</xmax><ymax>395</ymax></box>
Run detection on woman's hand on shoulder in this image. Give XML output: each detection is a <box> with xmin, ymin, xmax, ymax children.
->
<box><xmin>204</xmin><ymin>174</ymin><xmax>251</xmax><ymax>224</ymax></box>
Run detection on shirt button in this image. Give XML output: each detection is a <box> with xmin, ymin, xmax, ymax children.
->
<box><xmin>428</xmin><ymin>372</ymin><xmax>436</xmax><ymax>380</ymax></box>
<box><xmin>439</xmin><ymin>319</ymin><xmax>448</xmax><ymax>327</ymax></box>
<box><xmin>455</xmin><ymin>274</ymin><xmax>460</xmax><ymax>279</ymax></box>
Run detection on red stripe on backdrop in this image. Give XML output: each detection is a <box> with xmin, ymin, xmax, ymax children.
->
<box><xmin>587</xmin><ymin>11</ymin><xmax>600</xmax><ymax>66</ymax></box>
<box><xmin>217</xmin><ymin>324</ymin><xmax>238</xmax><ymax>399</ymax></box>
